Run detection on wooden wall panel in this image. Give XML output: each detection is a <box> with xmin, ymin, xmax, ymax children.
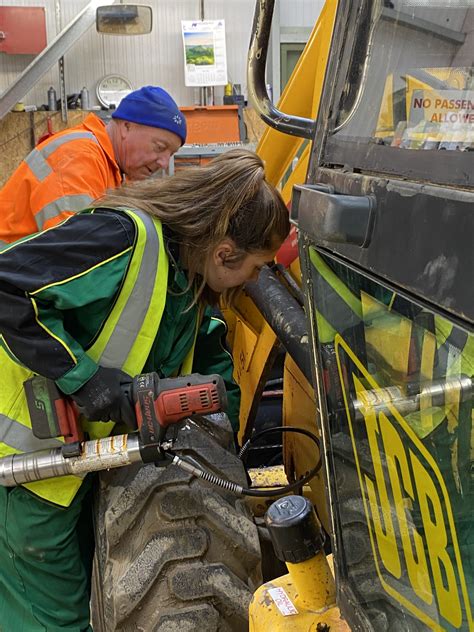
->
<box><xmin>0</xmin><ymin>110</ymin><xmax>87</xmax><ymax>186</ymax></box>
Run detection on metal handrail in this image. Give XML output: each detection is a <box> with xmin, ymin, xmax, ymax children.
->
<box><xmin>247</xmin><ymin>0</ymin><xmax>316</xmax><ymax>140</ymax></box>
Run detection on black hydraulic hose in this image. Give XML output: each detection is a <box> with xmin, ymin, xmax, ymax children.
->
<box><xmin>171</xmin><ymin>426</ymin><xmax>321</xmax><ymax>498</ymax></box>
<box><xmin>239</xmin><ymin>426</ymin><xmax>322</xmax><ymax>497</ymax></box>
<box><xmin>245</xmin><ymin>265</ymin><xmax>313</xmax><ymax>383</ymax></box>
<box><xmin>247</xmin><ymin>0</ymin><xmax>316</xmax><ymax>139</ymax></box>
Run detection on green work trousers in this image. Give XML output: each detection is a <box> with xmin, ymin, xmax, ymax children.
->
<box><xmin>0</xmin><ymin>476</ymin><xmax>95</xmax><ymax>631</ymax></box>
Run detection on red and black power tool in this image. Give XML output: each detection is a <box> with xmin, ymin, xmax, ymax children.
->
<box><xmin>132</xmin><ymin>373</ymin><xmax>227</xmax><ymax>462</ymax></box>
<box><xmin>24</xmin><ymin>371</ymin><xmax>226</xmax><ymax>448</ymax></box>
<box><xmin>0</xmin><ymin>372</ymin><xmax>227</xmax><ymax>487</ymax></box>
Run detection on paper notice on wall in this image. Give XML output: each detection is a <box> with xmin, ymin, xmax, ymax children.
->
<box><xmin>181</xmin><ymin>20</ymin><xmax>228</xmax><ymax>87</ymax></box>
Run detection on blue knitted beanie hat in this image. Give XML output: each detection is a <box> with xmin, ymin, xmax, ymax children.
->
<box><xmin>112</xmin><ymin>86</ymin><xmax>187</xmax><ymax>145</ymax></box>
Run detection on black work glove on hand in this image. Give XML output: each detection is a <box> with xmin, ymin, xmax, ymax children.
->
<box><xmin>70</xmin><ymin>366</ymin><xmax>137</xmax><ymax>430</ymax></box>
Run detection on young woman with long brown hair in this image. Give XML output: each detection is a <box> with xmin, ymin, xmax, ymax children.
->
<box><xmin>0</xmin><ymin>149</ymin><xmax>289</xmax><ymax>630</ymax></box>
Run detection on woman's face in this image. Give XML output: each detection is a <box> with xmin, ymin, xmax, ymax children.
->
<box><xmin>205</xmin><ymin>239</ymin><xmax>279</xmax><ymax>293</ymax></box>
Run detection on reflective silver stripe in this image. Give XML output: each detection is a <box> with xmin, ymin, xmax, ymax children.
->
<box><xmin>41</xmin><ymin>131</ymin><xmax>98</xmax><ymax>159</ymax></box>
<box><xmin>35</xmin><ymin>194</ymin><xmax>94</xmax><ymax>230</ymax></box>
<box><xmin>24</xmin><ymin>132</ymin><xmax>98</xmax><ymax>182</ymax></box>
<box><xmin>98</xmin><ymin>211</ymin><xmax>159</xmax><ymax>368</ymax></box>
<box><xmin>0</xmin><ymin>413</ymin><xmax>62</xmax><ymax>452</ymax></box>
<box><xmin>25</xmin><ymin>149</ymin><xmax>52</xmax><ymax>181</ymax></box>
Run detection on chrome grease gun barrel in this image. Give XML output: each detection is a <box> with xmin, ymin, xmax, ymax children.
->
<box><xmin>0</xmin><ymin>434</ymin><xmax>142</xmax><ymax>487</ymax></box>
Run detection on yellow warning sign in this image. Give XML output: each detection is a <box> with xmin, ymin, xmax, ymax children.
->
<box><xmin>409</xmin><ymin>89</ymin><xmax>474</xmax><ymax>145</ymax></box>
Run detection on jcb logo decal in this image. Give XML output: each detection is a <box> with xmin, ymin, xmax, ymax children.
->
<box><xmin>335</xmin><ymin>335</ymin><xmax>473</xmax><ymax>631</ymax></box>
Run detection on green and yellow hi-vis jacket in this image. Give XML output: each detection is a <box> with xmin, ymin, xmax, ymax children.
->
<box><xmin>0</xmin><ymin>208</ymin><xmax>240</xmax><ymax>506</ymax></box>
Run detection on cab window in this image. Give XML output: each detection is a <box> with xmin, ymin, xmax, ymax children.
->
<box><xmin>324</xmin><ymin>1</ymin><xmax>474</xmax><ymax>185</ymax></box>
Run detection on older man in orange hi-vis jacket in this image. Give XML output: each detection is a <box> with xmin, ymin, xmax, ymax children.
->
<box><xmin>0</xmin><ymin>85</ymin><xmax>187</xmax><ymax>245</ymax></box>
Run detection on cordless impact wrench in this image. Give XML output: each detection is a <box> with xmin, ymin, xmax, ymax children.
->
<box><xmin>0</xmin><ymin>372</ymin><xmax>227</xmax><ymax>487</ymax></box>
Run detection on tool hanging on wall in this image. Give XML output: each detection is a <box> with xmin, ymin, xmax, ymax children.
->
<box><xmin>37</xmin><ymin>115</ymin><xmax>55</xmax><ymax>144</ymax></box>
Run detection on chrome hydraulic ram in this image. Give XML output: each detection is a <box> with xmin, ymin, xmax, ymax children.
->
<box><xmin>352</xmin><ymin>375</ymin><xmax>471</xmax><ymax>420</ymax></box>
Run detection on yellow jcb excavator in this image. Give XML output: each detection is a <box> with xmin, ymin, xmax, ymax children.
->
<box><xmin>229</xmin><ymin>0</ymin><xmax>473</xmax><ymax>630</ymax></box>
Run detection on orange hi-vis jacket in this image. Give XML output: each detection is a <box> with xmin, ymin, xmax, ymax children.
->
<box><xmin>0</xmin><ymin>113</ymin><xmax>122</xmax><ymax>244</ymax></box>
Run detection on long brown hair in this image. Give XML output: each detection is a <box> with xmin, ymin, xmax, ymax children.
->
<box><xmin>94</xmin><ymin>149</ymin><xmax>290</xmax><ymax>302</ymax></box>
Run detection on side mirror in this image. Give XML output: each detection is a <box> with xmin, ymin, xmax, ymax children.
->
<box><xmin>96</xmin><ymin>5</ymin><xmax>152</xmax><ymax>35</ymax></box>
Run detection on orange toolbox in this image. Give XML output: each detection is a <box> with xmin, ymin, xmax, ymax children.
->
<box><xmin>179</xmin><ymin>105</ymin><xmax>240</xmax><ymax>144</ymax></box>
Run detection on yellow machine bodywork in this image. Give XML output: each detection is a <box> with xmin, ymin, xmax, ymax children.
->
<box><xmin>249</xmin><ymin>552</ymin><xmax>349</xmax><ymax>632</ymax></box>
<box><xmin>226</xmin><ymin>1</ymin><xmax>344</xmax><ymax>628</ymax></box>
<box><xmin>236</xmin><ymin>0</ymin><xmax>474</xmax><ymax>629</ymax></box>
<box><xmin>229</xmin><ymin>0</ymin><xmax>337</xmax><ymax>452</ymax></box>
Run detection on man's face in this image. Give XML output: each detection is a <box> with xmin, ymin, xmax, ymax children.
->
<box><xmin>118</xmin><ymin>121</ymin><xmax>182</xmax><ymax>180</ymax></box>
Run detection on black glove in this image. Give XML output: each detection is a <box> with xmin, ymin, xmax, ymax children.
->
<box><xmin>70</xmin><ymin>366</ymin><xmax>136</xmax><ymax>429</ymax></box>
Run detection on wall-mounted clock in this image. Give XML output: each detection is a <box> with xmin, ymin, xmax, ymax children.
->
<box><xmin>96</xmin><ymin>74</ymin><xmax>133</xmax><ymax>108</ymax></box>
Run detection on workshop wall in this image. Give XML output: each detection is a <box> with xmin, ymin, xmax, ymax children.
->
<box><xmin>280</xmin><ymin>0</ymin><xmax>325</xmax><ymax>26</ymax></box>
<box><xmin>0</xmin><ymin>0</ymin><xmax>319</xmax><ymax>111</ymax></box>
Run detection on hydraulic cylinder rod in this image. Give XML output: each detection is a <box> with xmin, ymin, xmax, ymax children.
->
<box><xmin>352</xmin><ymin>375</ymin><xmax>471</xmax><ymax>420</ymax></box>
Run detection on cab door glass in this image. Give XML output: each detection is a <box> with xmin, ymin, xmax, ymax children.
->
<box><xmin>333</xmin><ymin>1</ymin><xmax>474</xmax><ymax>152</ymax></box>
<box><xmin>309</xmin><ymin>247</ymin><xmax>473</xmax><ymax>630</ymax></box>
